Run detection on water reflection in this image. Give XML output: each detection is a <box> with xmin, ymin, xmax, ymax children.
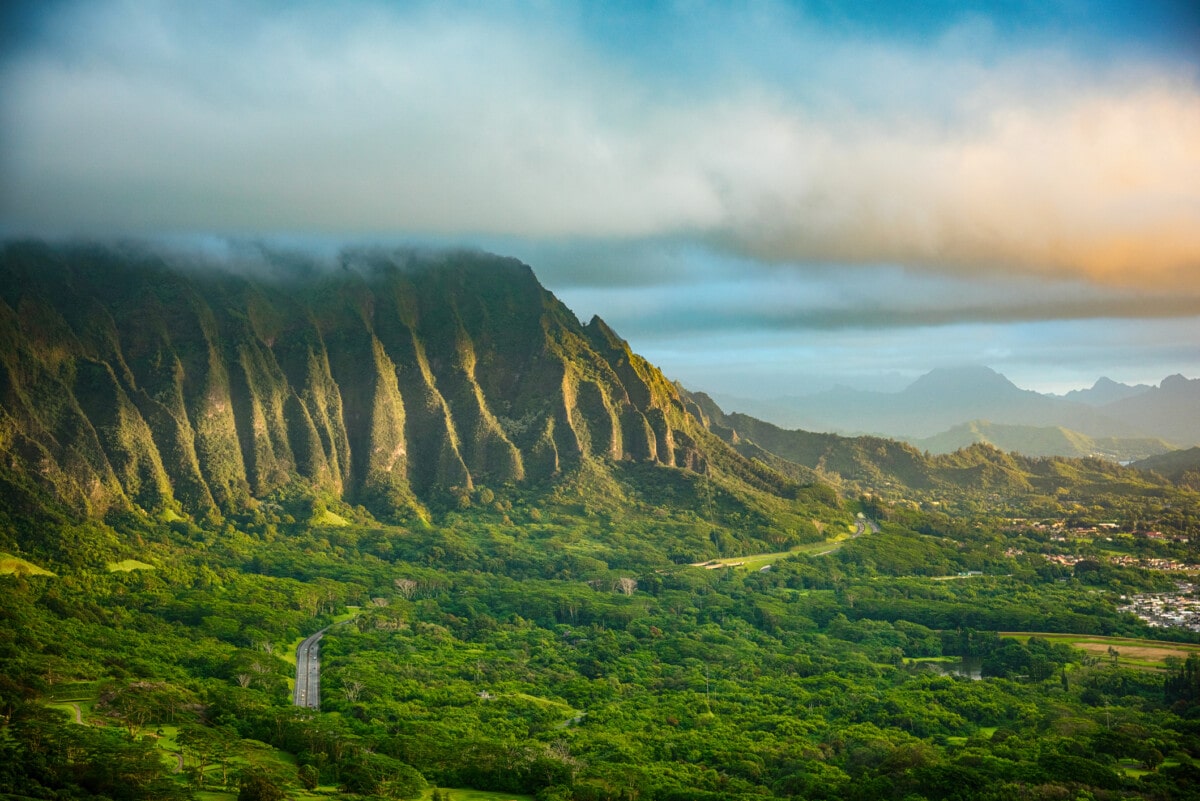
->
<box><xmin>920</xmin><ymin>656</ymin><xmax>983</xmax><ymax>680</ymax></box>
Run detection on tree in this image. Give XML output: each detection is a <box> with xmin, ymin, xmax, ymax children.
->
<box><xmin>297</xmin><ymin>763</ymin><xmax>320</xmax><ymax>791</ymax></box>
<box><xmin>238</xmin><ymin>769</ymin><xmax>286</xmax><ymax>801</ymax></box>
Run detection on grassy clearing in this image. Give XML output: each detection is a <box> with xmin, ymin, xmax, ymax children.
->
<box><xmin>48</xmin><ymin>702</ymin><xmax>84</xmax><ymax>724</ymax></box>
<box><xmin>0</xmin><ymin>552</ymin><xmax>54</xmax><ymax>576</ymax></box>
<box><xmin>424</xmin><ymin>791</ymin><xmax>533</xmax><ymax>801</ymax></box>
<box><xmin>1119</xmin><ymin>758</ymin><xmax>1151</xmax><ymax>777</ymax></box>
<box><xmin>312</xmin><ymin>508</ymin><xmax>349</xmax><ymax>527</ymax></box>
<box><xmin>1001</xmin><ymin>632</ymin><xmax>1200</xmax><ymax>669</ymax></box>
<box><xmin>689</xmin><ymin>532</ymin><xmax>855</xmax><ymax>571</ymax></box>
<box><xmin>150</xmin><ymin>725</ymin><xmax>183</xmax><ymax>773</ymax></box>
<box><xmin>107</xmin><ymin>559</ymin><xmax>155</xmax><ymax>572</ymax></box>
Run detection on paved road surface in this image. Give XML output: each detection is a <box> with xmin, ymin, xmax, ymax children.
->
<box><xmin>853</xmin><ymin>516</ymin><xmax>880</xmax><ymax>537</ymax></box>
<box><xmin>293</xmin><ymin>627</ymin><xmax>329</xmax><ymax>709</ymax></box>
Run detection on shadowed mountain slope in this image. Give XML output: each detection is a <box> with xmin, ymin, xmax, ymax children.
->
<box><xmin>0</xmin><ymin>241</ymin><xmax>804</xmax><ymax>521</ymax></box>
<box><xmin>1132</xmin><ymin>447</ymin><xmax>1200</xmax><ymax>490</ymax></box>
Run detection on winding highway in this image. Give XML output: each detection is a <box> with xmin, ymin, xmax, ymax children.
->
<box><xmin>293</xmin><ymin>627</ymin><xmax>329</xmax><ymax>709</ymax></box>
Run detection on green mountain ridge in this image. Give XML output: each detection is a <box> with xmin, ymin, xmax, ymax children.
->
<box><xmin>683</xmin><ymin>390</ymin><xmax>1179</xmax><ymax>501</ymax></box>
<box><xmin>0</xmin><ymin>241</ymin><xmax>803</xmax><ymax>527</ymax></box>
<box><xmin>1132</xmin><ymin>446</ymin><xmax>1200</xmax><ymax>490</ymax></box>
<box><xmin>911</xmin><ymin>420</ymin><xmax>1176</xmax><ymax>462</ymax></box>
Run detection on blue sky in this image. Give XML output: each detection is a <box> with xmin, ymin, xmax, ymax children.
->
<box><xmin>1</xmin><ymin>1</ymin><xmax>1198</xmax><ymax>398</ymax></box>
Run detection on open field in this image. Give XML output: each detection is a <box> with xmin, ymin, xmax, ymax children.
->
<box><xmin>1001</xmin><ymin>632</ymin><xmax>1200</xmax><ymax>669</ymax></box>
<box><xmin>690</xmin><ymin>532</ymin><xmax>855</xmax><ymax>571</ymax></box>
<box><xmin>107</xmin><ymin>559</ymin><xmax>156</xmax><ymax>572</ymax></box>
<box><xmin>0</xmin><ymin>552</ymin><xmax>54</xmax><ymax>576</ymax></box>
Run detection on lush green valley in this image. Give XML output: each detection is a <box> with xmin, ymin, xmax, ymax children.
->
<box><xmin>4</xmin><ymin>455</ymin><xmax>1200</xmax><ymax>800</ymax></box>
<box><xmin>2</xmin><ymin>244</ymin><xmax>1199</xmax><ymax>801</ymax></box>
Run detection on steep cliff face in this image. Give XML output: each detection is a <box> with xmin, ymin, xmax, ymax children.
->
<box><xmin>0</xmin><ymin>241</ymin><xmax>731</xmax><ymax>518</ymax></box>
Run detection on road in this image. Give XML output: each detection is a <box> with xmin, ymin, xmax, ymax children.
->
<box><xmin>853</xmin><ymin>515</ymin><xmax>880</xmax><ymax>537</ymax></box>
<box><xmin>293</xmin><ymin>627</ymin><xmax>329</xmax><ymax>709</ymax></box>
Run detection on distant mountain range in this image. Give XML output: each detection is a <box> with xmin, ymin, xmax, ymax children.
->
<box><xmin>1056</xmin><ymin>376</ymin><xmax>1154</xmax><ymax>406</ymax></box>
<box><xmin>710</xmin><ymin>366</ymin><xmax>1200</xmax><ymax>460</ymax></box>
<box><xmin>684</xmin><ymin>389</ymin><xmax>1187</xmax><ymax>497</ymax></box>
<box><xmin>911</xmin><ymin>421</ymin><xmax>1175</xmax><ymax>462</ymax></box>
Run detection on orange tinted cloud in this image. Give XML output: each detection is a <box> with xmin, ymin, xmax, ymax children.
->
<box><xmin>721</xmin><ymin>85</ymin><xmax>1200</xmax><ymax>288</ymax></box>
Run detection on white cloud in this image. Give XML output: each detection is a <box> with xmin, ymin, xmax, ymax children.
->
<box><xmin>2</xmin><ymin>1</ymin><xmax>1198</xmax><ymax>288</ymax></box>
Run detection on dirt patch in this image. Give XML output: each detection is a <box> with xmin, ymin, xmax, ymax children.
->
<box><xmin>1069</xmin><ymin>642</ymin><xmax>1194</xmax><ymax>662</ymax></box>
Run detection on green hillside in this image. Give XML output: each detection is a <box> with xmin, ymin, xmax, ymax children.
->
<box><xmin>913</xmin><ymin>420</ymin><xmax>1175</xmax><ymax>461</ymax></box>
<box><xmin>1133</xmin><ymin>446</ymin><xmax>1200</xmax><ymax>489</ymax></box>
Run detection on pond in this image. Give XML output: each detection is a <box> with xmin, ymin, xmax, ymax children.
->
<box><xmin>919</xmin><ymin>656</ymin><xmax>983</xmax><ymax>680</ymax></box>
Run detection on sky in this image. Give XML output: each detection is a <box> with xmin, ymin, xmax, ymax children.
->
<box><xmin>1</xmin><ymin>0</ymin><xmax>1198</xmax><ymax>399</ymax></box>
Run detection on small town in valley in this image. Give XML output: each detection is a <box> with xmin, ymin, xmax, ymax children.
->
<box><xmin>1119</xmin><ymin>583</ymin><xmax>1200</xmax><ymax>632</ymax></box>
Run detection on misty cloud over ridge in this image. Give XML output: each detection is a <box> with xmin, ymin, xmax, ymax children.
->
<box><xmin>2</xmin><ymin>1</ymin><xmax>1198</xmax><ymax>288</ymax></box>
<box><xmin>2</xmin><ymin>1</ymin><xmax>1197</xmax><ymax>397</ymax></box>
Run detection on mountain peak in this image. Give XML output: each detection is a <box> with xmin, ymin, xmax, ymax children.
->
<box><xmin>905</xmin><ymin>366</ymin><xmax>1019</xmax><ymax>396</ymax></box>
<box><xmin>1061</xmin><ymin>376</ymin><xmax>1150</xmax><ymax>406</ymax></box>
<box><xmin>1161</xmin><ymin>373</ymin><xmax>1193</xmax><ymax>391</ymax></box>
